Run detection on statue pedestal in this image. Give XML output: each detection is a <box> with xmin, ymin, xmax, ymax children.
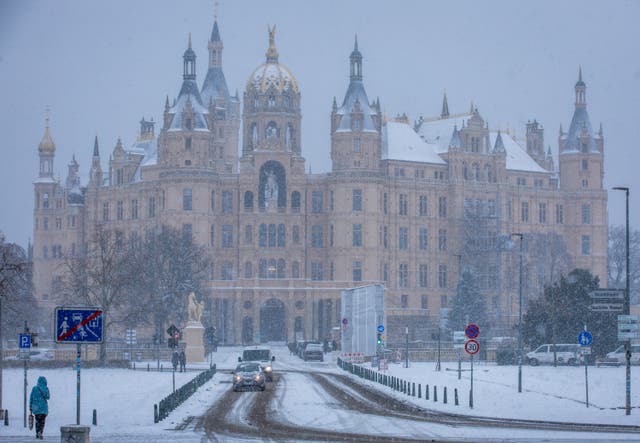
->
<box><xmin>183</xmin><ymin>321</ymin><xmax>205</xmax><ymax>363</ymax></box>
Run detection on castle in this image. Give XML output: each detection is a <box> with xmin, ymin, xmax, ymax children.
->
<box><xmin>32</xmin><ymin>19</ymin><xmax>607</xmax><ymax>345</ymax></box>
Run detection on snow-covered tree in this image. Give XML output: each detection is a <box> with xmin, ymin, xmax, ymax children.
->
<box><xmin>608</xmin><ymin>225</ymin><xmax>640</xmax><ymax>304</ymax></box>
<box><xmin>447</xmin><ymin>270</ymin><xmax>488</xmax><ymax>332</ymax></box>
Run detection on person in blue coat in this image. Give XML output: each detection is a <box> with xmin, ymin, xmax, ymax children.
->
<box><xmin>29</xmin><ymin>376</ymin><xmax>50</xmax><ymax>440</ymax></box>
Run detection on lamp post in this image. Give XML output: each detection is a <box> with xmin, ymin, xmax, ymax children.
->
<box><xmin>511</xmin><ymin>233</ymin><xmax>524</xmax><ymax>393</ymax></box>
<box><xmin>612</xmin><ymin>186</ymin><xmax>631</xmax><ymax>416</ymax></box>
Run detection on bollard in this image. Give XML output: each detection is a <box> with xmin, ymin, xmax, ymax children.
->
<box><xmin>412</xmin><ymin>382</ymin><xmax>415</xmax><ymax>397</ymax></box>
<box><xmin>454</xmin><ymin>388</ymin><xmax>459</xmax><ymax>406</ymax></box>
<box><xmin>154</xmin><ymin>404</ymin><xmax>158</xmax><ymax>423</ymax></box>
<box><xmin>147</xmin><ymin>363</ymin><xmax>150</xmax><ymax>372</ymax></box>
<box><xmin>160</xmin><ymin>364</ymin><xmax>163</xmax><ymax>372</ymax></box>
<box><xmin>92</xmin><ymin>409</ymin><xmax>97</xmax><ymax>426</ymax></box>
<box><xmin>434</xmin><ymin>385</ymin><xmax>438</xmax><ymax>402</ymax></box>
<box><xmin>425</xmin><ymin>384</ymin><xmax>429</xmax><ymax>400</ymax></box>
<box><xmin>133</xmin><ymin>362</ymin><xmax>136</xmax><ymax>370</ymax></box>
<box><xmin>469</xmin><ymin>389</ymin><xmax>473</xmax><ymax>408</ymax></box>
<box><xmin>443</xmin><ymin>387</ymin><xmax>447</xmax><ymax>404</ymax></box>
<box><xmin>3</xmin><ymin>410</ymin><xmax>7</xmax><ymax>426</ymax></box>
<box><xmin>418</xmin><ymin>384</ymin><xmax>422</xmax><ymax>398</ymax></box>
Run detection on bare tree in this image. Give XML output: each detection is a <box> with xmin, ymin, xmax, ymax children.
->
<box><xmin>525</xmin><ymin>232</ymin><xmax>573</xmax><ymax>300</ymax></box>
<box><xmin>608</xmin><ymin>225</ymin><xmax>640</xmax><ymax>304</ymax></box>
<box><xmin>61</xmin><ymin>225</ymin><xmax>145</xmax><ymax>362</ymax></box>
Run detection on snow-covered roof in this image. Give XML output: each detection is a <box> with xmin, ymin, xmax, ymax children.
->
<box><xmin>489</xmin><ymin>131</ymin><xmax>548</xmax><ymax>173</ymax></box>
<box><xmin>129</xmin><ymin>137</ymin><xmax>158</xmax><ymax>182</ymax></box>
<box><xmin>168</xmin><ymin>79</ymin><xmax>209</xmax><ymax>131</ymax></box>
<box><xmin>335</xmin><ymin>80</ymin><xmax>378</xmax><ymax>132</ymax></box>
<box><xmin>382</xmin><ymin>121</ymin><xmax>445</xmax><ymax>164</ymax></box>
<box><xmin>201</xmin><ymin>66</ymin><xmax>235</xmax><ymax>113</ymax></box>
<box><xmin>562</xmin><ymin>106</ymin><xmax>599</xmax><ymax>154</ymax></box>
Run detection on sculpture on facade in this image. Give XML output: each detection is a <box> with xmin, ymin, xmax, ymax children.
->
<box><xmin>264</xmin><ymin>170</ymin><xmax>278</xmax><ymax>203</ymax></box>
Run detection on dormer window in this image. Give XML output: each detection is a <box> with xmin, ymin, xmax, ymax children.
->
<box><xmin>354</xmin><ymin>138</ymin><xmax>361</xmax><ymax>153</ymax></box>
<box><xmin>254</xmin><ymin>96</ymin><xmax>260</xmax><ymax>110</ymax></box>
<box><xmin>185</xmin><ymin>118</ymin><xmax>192</xmax><ymax>130</ymax></box>
<box><xmin>581</xmin><ymin>142</ymin><xmax>588</xmax><ymax>153</ymax></box>
<box><xmin>268</xmin><ymin>95</ymin><xmax>276</xmax><ymax>108</ymax></box>
<box><xmin>185</xmin><ymin>137</ymin><xmax>192</xmax><ymax>150</ymax></box>
<box><xmin>354</xmin><ymin>118</ymin><xmax>361</xmax><ymax>131</ymax></box>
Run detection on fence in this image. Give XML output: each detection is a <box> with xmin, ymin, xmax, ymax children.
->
<box><xmin>154</xmin><ymin>364</ymin><xmax>216</xmax><ymax>423</ymax></box>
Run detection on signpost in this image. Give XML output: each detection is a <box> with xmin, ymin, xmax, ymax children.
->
<box><xmin>55</xmin><ymin>307</ymin><xmax>104</xmax><ymax>426</ymax></box>
<box><xmin>19</xmin><ymin>324</ymin><xmax>31</xmax><ymax>428</ymax></box>
<box><xmin>589</xmin><ymin>289</ymin><xmax>625</xmax><ymax>312</ymax></box>
<box><xmin>618</xmin><ymin>315</ymin><xmax>640</xmax><ymax>341</ymax></box>
<box><xmin>453</xmin><ymin>331</ymin><xmax>465</xmax><ymax>380</ymax></box>
<box><xmin>464</xmin><ymin>324</ymin><xmax>480</xmax><ymax>408</ymax></box>
<box><xmin>578</xmin><ymin>328</ymin><xmax>592</xmax><ymax>408</ymax></box>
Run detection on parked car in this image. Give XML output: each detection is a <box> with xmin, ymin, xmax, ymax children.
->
<box><xmin>597</xmin><ymin>344</ymin><xmax>640</xmax><ymax>367</ymax></box>
<box><xmin>232</xmin><ymin>362</ymin><xmax>266</xmax><ymax>392</ymax></box>
<box><xmin>9</xmin><ymin>349</ymin><xmax>54</xmax><ymax>361</ymax></box>
<box><xmin>238</xmin><ymin>347</ymin><xmax>275</xmax><ymax>381</ymax></box>
<box><xmin>526</xmin><ymin>344</ymin><xmax>583</xmax><ymax>366</ymax></box>
<box><xmin>303</xmin><ymin>343</ymin><xmax>324</xmax><ymax>362</ymax></box>
<box><xmin>296</xmin><ymin>341</ymin><xmax>321</xmax><ymax>358</ymax></box>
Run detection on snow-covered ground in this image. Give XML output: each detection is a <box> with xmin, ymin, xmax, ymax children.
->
<box><xmin>0</xmin><ymin>344</ymin><xmax>638</xmax><ymax>442</ymax></box>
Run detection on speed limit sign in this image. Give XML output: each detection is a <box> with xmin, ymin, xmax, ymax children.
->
<box><xmin>465</xmin><ymin>339</ymin><xmax>480</xmax><ymax>355</ymax></box>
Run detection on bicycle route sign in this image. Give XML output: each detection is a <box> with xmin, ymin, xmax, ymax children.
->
<box><xmin>55</xmin><ymin>307</ymin><xmax>104</xmax><ymax>343</ymax></box>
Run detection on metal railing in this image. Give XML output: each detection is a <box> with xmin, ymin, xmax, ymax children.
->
<box><xmin>154</xmin><ymin>364</ymin><xmax>216</xmax><ymax>423</ymax></box>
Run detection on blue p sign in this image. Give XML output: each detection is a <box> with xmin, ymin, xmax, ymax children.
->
<box><xmin>19</xmin><ymin>334</ymin><xmax>31</xmax><ymax>349</ymax></box>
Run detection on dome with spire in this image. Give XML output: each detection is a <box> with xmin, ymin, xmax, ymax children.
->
<box><xmin>39</xmin><ymin>117</ymin><xmax>56</xmax><ymax>154</ymax></box>
<box><xmin>247</xmin><ymin>26</ymin><xmax>299</xmax><ymax>94</ymax></box>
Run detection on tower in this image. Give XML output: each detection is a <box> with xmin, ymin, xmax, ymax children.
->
<box><xmin>331</xmin><ymin>37</ymin><xmax>382</xmax><ymax>173</ymax></box>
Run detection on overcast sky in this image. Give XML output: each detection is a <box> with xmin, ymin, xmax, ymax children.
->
<box><xmin>1</xmin><ymin>0</ymin><xmax>638</xmax><ymax>248</ymax></box>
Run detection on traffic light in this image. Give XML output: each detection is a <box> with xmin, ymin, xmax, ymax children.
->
<box><xmin>377</xmin><ymin>332</ymin><xmax>382</xmax><ymax>345</ymax></box>
<box><xmin>167</xmin><ymin>330</ymin><xmax>181</xmax><ymax>348</ymax></box>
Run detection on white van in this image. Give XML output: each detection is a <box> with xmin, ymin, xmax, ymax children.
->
<box><xmin>239</xmin><ymin>346</ymin><xmax>275</xmax><ymax>381</ymax></box>
<box><xmin>526</xmin><ymin>344</ymin><xmax>583</xmax><ymax>366</ymax></box>
<box><xmin>604</xmin><ymin>344</ymin><xmax>640</xmax><ymax>365</ymax></box>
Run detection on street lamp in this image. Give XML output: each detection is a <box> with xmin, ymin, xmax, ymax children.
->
<box><xmin>511</xmin><ymin>233</ymin><xmax>524</xmax><ymax>393</ymax></box>
<box><xmin>612</xmin><ymin>186</ymin><xmax>631</xmax><ymax>416</ymax></box>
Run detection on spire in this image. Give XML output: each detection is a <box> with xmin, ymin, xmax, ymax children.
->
<box><xmin>93</xmin><ymin>135</ymin><xmax>99</xmax><ymax>157</ymax></box>
<box><xmin>183</xmin><ymin>33</ymin><xmax>196</xmax><ymax>80</ymax></box>
<box><xmin>449</xmin><ymin>124</ymin><xmax>462</xmax><ymax>149</ymax></box>
<box><xmin>575</xmin><ymin>66</ymin><xmax>586</xmax><ymax>108</ymax></box>
<box><xmin>211</xmin><ymin>21</ymin><xmax>221</xmax><ymax>42</ymax></box>
<box><xmin>441</xmin><ymin>91</ymin><xmax>450</xmax><ymax>119</ymax></box>
<box><xmin>265</xmin><ymin>25</ymin><xmax>279</xmax><ymax>63</ymax></box>
<box><xmin>349</xmin><ymin>35</ymin><xmax>363</xmax><ymax>81</ymax></box>
<box><xmin>493</xmin><ymin>130</ymin><xmax>506</xmax><ymax>153</ymax></box>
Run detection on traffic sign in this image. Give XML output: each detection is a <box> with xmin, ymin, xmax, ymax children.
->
<box><xmin>453</xmin><ymin>331</ymin><xmax>466</xmax><ymax>349</ymax></box>
<box><xmin>342</xmin><ymin>318</ymin><xmax>348</xmax><ymax>325</ymax></box>
<box><xmin>589</xmin><ymin>289</ymin><xmax>624</xmax><ymax>300</ymax></box>
<box><xmin>589</xmin><ymin>303</ymin><xmax>624</xmax><ymax>312</ymax></box>
<box><xmin>19</xmin><ymin>334</ymin><xmax>31</xmax><ymax>349</ymax></box>
<box><xmin>55</xmin><ymin>307</ymin><xmax>104</xmax><ymax>343</ymax></box>
<box><xmin>618</xmin><ymin>315</ymin><xmax>640</xmax><ymax>322</ymax></box>
<box><xmin>577</xmin><ymin>331</ymin><xmax>593</xmax><ymax>346</ymax></box>
<box><xmin>465</xmin><ymin>339</ymin><xmax>480</xmax><ymax>355</ymax></box>
<box><xmin>465</xmin><ymin>324</ymin><xmax>480</xmax><ymax>339</ymax></box>
<box><xmin>377</xmin><ymin>324</ymin><xmax>385</xmax><ymax>333</ymax></box>
<box><xmin>618</xmin><ymin>332</ymin><xmax>640</xmax><ymax>340</ymax></box>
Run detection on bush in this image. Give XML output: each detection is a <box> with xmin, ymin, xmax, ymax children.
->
<box><xmin>496</xmin><ymin>346</ymin><xmax>516</xmax><ymax>365</ymax></box>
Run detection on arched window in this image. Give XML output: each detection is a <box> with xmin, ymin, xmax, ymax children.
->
<box><xmin>462</xmin><ymin>162</ymin><xmax>468</xmax><ymax>180</ymax></box>
<box><xmin>259</xmin><ymin>259</ymin><xmax>267</xmax><ymax>278</ymax></box>
<box><xmin>268</xmin><ymin>224</ymin><xmax>276</xmax><ymax>247</ymax></box>
<box><xmin>292</xmin><ymin>261</ymin><xmax>300</xmax><ymax>278</ymax></box>
<box><xmin>259</xmin><ymin>224</ymin><xmax>267</xmax><ymax>247</ymax></box>
<box><xmin>244</xmin><ymin>191</ymin><xmax>254</xmax><ymax>211</ymax></box>
<box><xmin>267</xmin><ymin>258</ymin><xmax>277</xmax><ymax>279</ymax></box>
<box><xmin>250</xmin><ymin>123</ymin><xmax>258</xmax><ymax>147</ymax></box>
<box><xmin>291</xmin><ymin>191</ymin><xmax>301</xmax><ymax>213</ymax></box>
<box><xmin>244</xmin><ymin>261</ymin><xmax>253</xmax><ymax>278</ymax></box>
<box><xmin>472</xmin><ymin>163</ymin><xmax>480</xmax><ymax>181</ymax></box>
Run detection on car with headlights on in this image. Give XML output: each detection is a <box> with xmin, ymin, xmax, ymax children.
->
<box><xmin>238</xmin><ymin>347</ymin><xmax>275</xmax><ymax>381</ymax></box>
<box><xmin>232</xmin><ymin>362</ymin><xmax>266</xmax><ymax>392</ymax></box>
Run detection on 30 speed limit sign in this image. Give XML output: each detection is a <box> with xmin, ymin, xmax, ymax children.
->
<box><xmin>465</xmin><ymin>339</ymin><xmax>480</xmax><ymax>355</ymax></box>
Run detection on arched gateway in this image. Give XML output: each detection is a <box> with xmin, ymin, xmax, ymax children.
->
<box><xmin>260</xmin><ymin>298</ymin><xmax>286</xmax><ymax>342</ymax></box>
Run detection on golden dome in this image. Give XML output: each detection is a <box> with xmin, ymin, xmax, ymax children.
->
<box><xmin>246</xmin><ymin>25</ymin><xmax>299</xmax><ymax>94</ymax></box>
<box><xmin>38</xmin><ymin>116</ymin><xmax>56</xmax><ymax>154</ymax></box>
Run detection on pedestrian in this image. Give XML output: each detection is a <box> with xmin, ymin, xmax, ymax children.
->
<box><xmin>171</xmin><ymin>351</ymin><xmax>179</xmax><ymax>371</ymax></box>
<box><xmin>29</xmin><ymin>376</ymin><xmax>50</xmax><ymax>440</ymax></box>
<box><xmin>179</xmin><ymin>350</ymin><xmax>186</xmax><ymax>372</ymax></box>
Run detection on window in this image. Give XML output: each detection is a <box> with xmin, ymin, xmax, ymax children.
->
<box><xmin>353</xmin><ymin>224</ymin><xmax>362</xmax><ymax>247</ymax></box>
<box><xmin>210</xmin><ymin>225</ymin><xmax>215</xmax><ymax>246</ymax></box>
<box><xmin>43</xmin><ymin>193</ymin><xmax>49</xmax><ymax>209</ymax></box>
<box><xmin>352</xmin><ymin>261</ymin><xmax>362</xmax><ymax>282</ymax></box>
<box><xmin>311</xmin><ymin>262</ymin><xmax>323</xmax><ymax>281</ymax></box>
<box><xmin>383</xmin><ymin>226</ymin><xmax>388</xmax><ymax>249</ymax></box>
<box><xmin>244</xmin><ymin>261</ymin><xmax>252</xmax><ymax>278</ymax></box>
<box><xmin>268</xmin><ymin>224</ymin><xmax>276</xmax><ymax>247</ymax></box>
<box><xmin>582</xmin><ymin>235</ymin><xmax>591</xmax><ymax>255</ymax></box>
<box><xmin>292</xmin><ymin>261</ymin><xmax>300</xmax><ymax>278</ymax></box>
<box><xmin>354</xmin><ymin>138</ymin><xmax>361</xmax><ymax>153</ymax></box>
<box><xmin>438</xmin><ymin>196</ymin><xmax>447</xmax><ymax>218</ymax></box>
<box><xmin>488</xmin><ymin>199</ymin><xmax>496</xmax><ymax>217</ymax></box>
<box><xmin>245</xmin><ymin>225</ymin><xmax>252</xmax><ymax>244</ymax></box>
<box><xmin>182</xmin><ymin>224</ymin><xmax>192</xmax><ymax>243</ymax></box>
<box><xmin>330</xmin><ymin>225</ymin><xmax>334</xmax><ymax>246</ymax></box>
<box><xmin>383</xmin><ymin>263</ymin><xmax>389</xmax><ymax>283</ymax></box>
<box><xmin>352</xmin><ymin>189</ymin><xmax>362</xmax><ymax>211</ymax></box>
<box><xmin>438</xmin><ymin>264</ymin><xmax>447</xmax><ymax>288</ymax></box>
<box><xmin>331</xmin><ymin>191</ymin><xmax>334</xmax><ymax>211</ymax></box>
<box><xmin>221</xmin><ymin>261</ymin><xmax>233</xmax><ymax>280</ymax></box>
<box><xmin>103</xmin><ymin>202</ymin><xmax>109</xmax><ymax>221</ymax></box>
<box><xmin>222</xmin><ymin>191</ymin><xmax>233</xmax><ymax>213</ymax></box>
<box><xmin>521</xmin><ymin>202</ymin><xmax>529</xmax><ymax>222</ymax></box>
<box><xmin>517</xmin><ymin>177</ymin><xmax>526</xmax><ymax>186</ymax></box>
<box><xmin>183</xmin><ymin>189</ymin><xmax>192</xmax><ymax>211</ymax></box>
<box><xmin>312</xmin><ymin>225</ymin><xmax>323</xmax><ymax>248</ymax></box>
<box><xmin>399</xmin><ymin>264</ymin><xmax>409</xmax><ymax>288</ymax></box>
<box><xmin>116</xmin><ymin>169</ymin><xmax>123</xmax><ymax>185</ymax></box>
<box><xmin>277</xmin><ymin>224</ymin><xmax>286</xmax><ymax>247</ymax></box>
<box><xmin>259</xmin><ymin>224</ymin><xmax>267</xmax><ymax>247</ymax></box>
<box><xmin>43</xmin><ymin>218</ymin><xmax>48</xmax><ymax>231</ymax></box>
<box><xmin>131</xmin><ymin>199</ymin><xmax>138</xmax><ymax>220</ymax></box>
<box><xmin>210</xmin><ymin>191</ymin><xmax>215</xmax><ymax>212</ymax></box>
<box><xmin>244</xmin><ymin>191</ymin><xmax>254</xmax><ymax>211</ymax></box>
<box><xmin>291</xmin><ymin>191</ymin><xmax>301</xmax><ymax>213</ymax></box>
<box><xmin>507</xmin><ymin>200</ymin><xmax>513</xmax><ymax>220</ymax></box>
<box><xmin>399</xmin><ymin>227</ymin><xmax>408</xmax><ymax>250</ymax></box>
<box><xmin>312</xmin><ymin>191</ymin><xmax>323</xmax><ymax>213</ymax></box>
<box><xmin>440</xmin><ymin>294</ymin><xmax>448</xmax><ymax>309</ymax></box>
<box><xmin>419</xmin><ymin>228</ymin><xmax>428</xmax><ymax>250</ymax></box>
<box><xmin>419</xmin><ymin>264</ymin><xmax>428</xmax><ymax>288</ymax></box>
<box><xmin>55</xmin><ymin>218</ymin><xmax>62</xmax><ymax>230</ymax></box>
<box><xmin>581</xmin><ymin>204</ymin><xmax>591</xmax><ymax>224</ymax></box>
<box><xmin>222</xmin><ymin>225</ymin><xmax>233</xmax><ymax>248</ymax></box>
<box><xmin>383</xmin><ymin>193</ymin><xmax>388</xmax><ymax>214</ymax></box>
<box><xmin>293</xmin><ymin>225</ymin><xmax>300</xmax><ymax>243</ymax></box>
<box><xmin>581</xmin><ymin>142</ymin><xmax>588</xmax><ymax>153</ymax></box>
<box><xmin>419</xmin><ymin>195</ymin><xmax>428</xmax><ymax>216</ymax></box>
<box><xmin>582</xmin><ymin>159</ymin><xmax>588</xmax><ymax>170</ymax></box>
<box><xmin>117</xmin><ymin>200</ymin><xmax>124</xmax><ymax>220</ymax></box>
<box><xmin>185</xmin><ymin>137</ymin><xmax>192</xmax><ymax>150</ymax></box>
<box><xmin>556</xmin><ymin>204</ymin><xmax>564</xmax><ymax>224</ymax></box>
<box><xmin>538</xmin><ymin>203</ymin><xmax>547</xmax><ymax>224</ymax></box>
<box><xmin>400</xmin><ymin>294</ymin><xmax>408</xmax><ymax>308</ymax></box>
<box><xmin>438</xmin><ymin>229</ymin><xmax>447</xmax><ymax>251</ymax></box>
<box><xmin>399</xmin><ymin>194</ymin><xmax>408</xmax><ymax>215</ymax></box>
<box><xmin>148</xmin><ymin>197</ymin><xmax>156</xmax><ymax>217</ymax></box>
<box><xmin>421</xmin><ymin>294</ymin><xmax>428</xmax><ymax>309</ymax></box>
